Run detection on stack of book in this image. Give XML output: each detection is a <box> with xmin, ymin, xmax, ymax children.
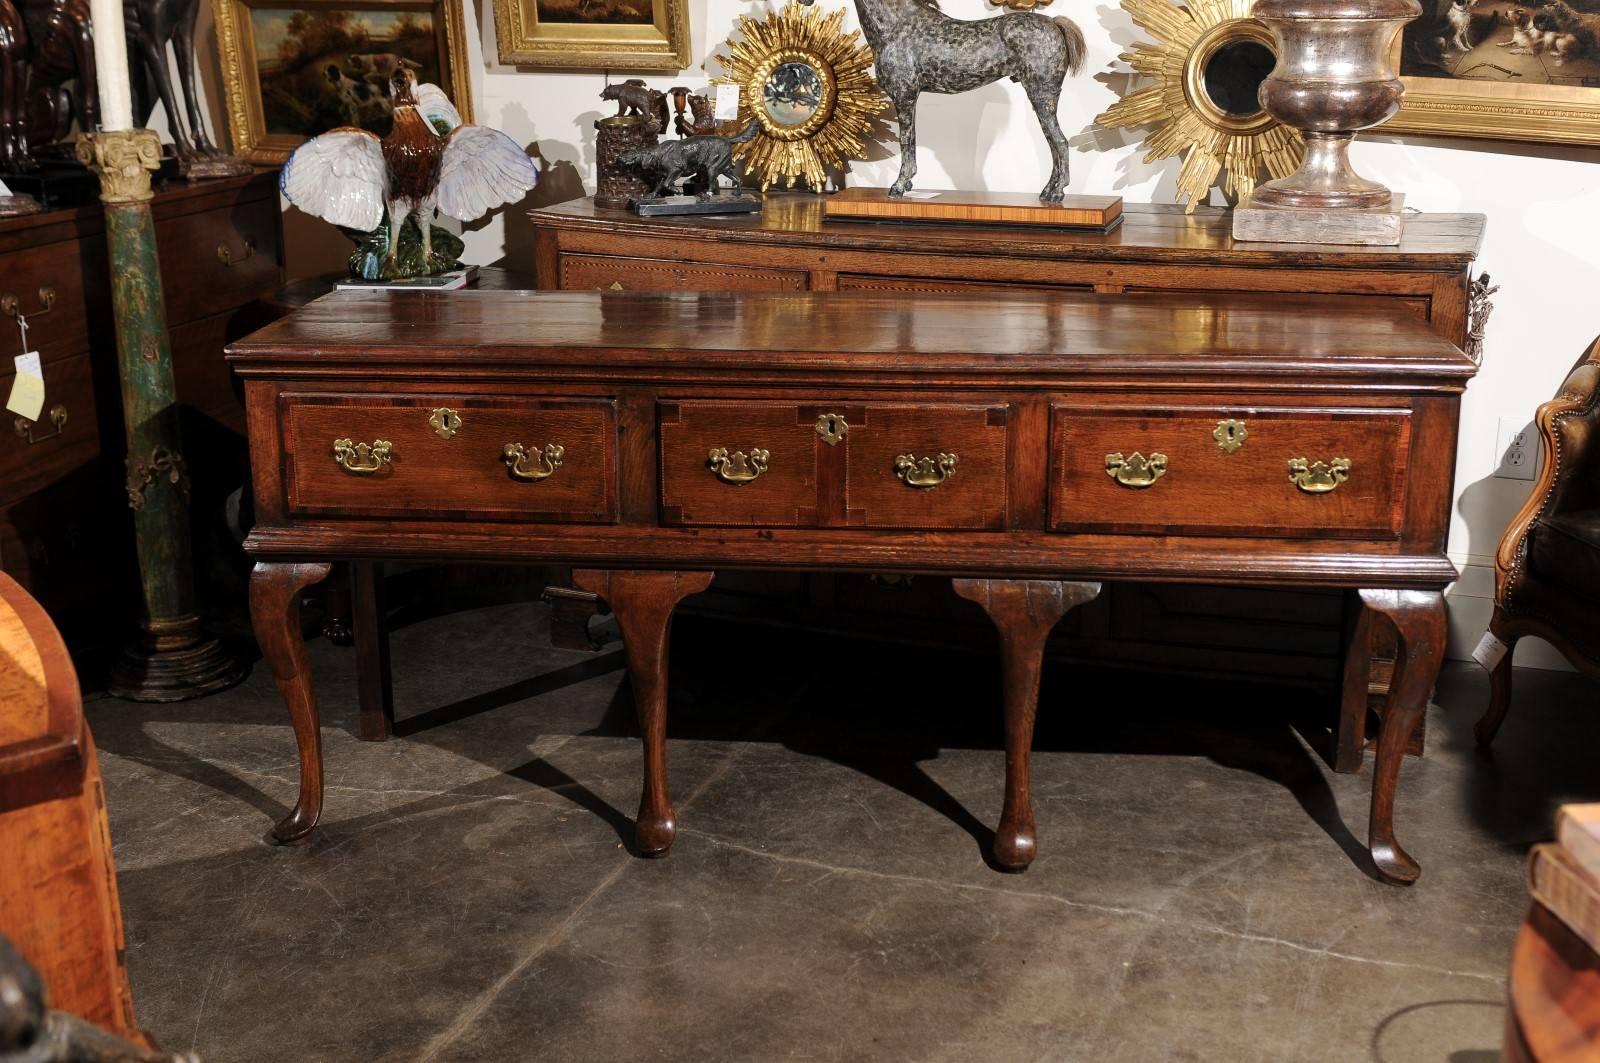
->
<box><xmin>1528</xmin><ymin>804</ymin><xmax>1600</xmax><ymax>952</ymax></box>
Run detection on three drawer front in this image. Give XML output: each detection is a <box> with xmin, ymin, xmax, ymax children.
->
<box><xmin>659</xmin><ymin>401</ymin><xmax>819</xmax><ymax>526</ymax></box>
<box><xmin>284</xmin><ymin>396</ymin><xmax>618</xmax><ymax>523</ymax></box>
<box><xmin>1049</xmin><ymin>405</ymin><xmax>1411</xmax><ymax>539</ymax></box>
<box><xmin>844</xmin><ymin>403</ymin><xmax>1008</xmax><ymax>530</ymax></box>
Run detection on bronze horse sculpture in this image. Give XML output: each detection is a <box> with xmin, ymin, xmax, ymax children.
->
<box><xmin>798</xmin><ymin>0</ymin><xmax>1085</xmax><ymax>202</ymax></box>
<box><xmin>125</xmin><ymin>0</ymin><xmax>223</xmax><ymax>162</ymax></box>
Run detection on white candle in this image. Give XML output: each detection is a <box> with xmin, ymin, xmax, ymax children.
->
<box><xmin>89</xmin><ymin>0</ymin><xmax>134</xmax><ymax>131</ymax></box>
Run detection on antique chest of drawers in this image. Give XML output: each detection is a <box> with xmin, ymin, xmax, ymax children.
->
<box><xmin>228</xmin><ymin>288</ymin><xmax>1475</xmax><ymax>884</ymax></box>
<box><xmin>0</xmin><ymin>172</ymin><xmax>284</xmax><ymax>648</ymax></box>
<box><xmin>529</xmin><ymin>198</ymin><xmax>1490</xmax><ymax>763</ymax></box>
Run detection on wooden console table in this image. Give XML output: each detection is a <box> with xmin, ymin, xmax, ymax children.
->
<box><xmin>530</xmin><ymin>198</ymin><xmax>1490</xmax><ymax>767</ymax></box>
<box><xmin>228</xmin><ymin>288</ymin><xmax>1475</xmax><ymax>884</ymax></box>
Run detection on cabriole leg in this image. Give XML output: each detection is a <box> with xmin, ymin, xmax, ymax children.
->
<box><xmin>953</xmin><ymin>578</ymin><xmax>1102</xmax><ymax>871</ymax></box>
<box><xmin>1359</xmin><ymin>588</ymin><xmax>1446</xmax><ymax>885</ymax></box>
<box><xmin>250</xmin><ymin>561</ymin><xmax>333</xmax><ymax>845</ymax></box>
<box><xmin>571</xmin><ymin>569</ymin><xmax>715</xmax><ymax>857</ymax></box>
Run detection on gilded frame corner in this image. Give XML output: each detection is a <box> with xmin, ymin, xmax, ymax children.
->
<box><xmin>490</xmin><ymin>0</ymin><xmax>690</xmax><ymax>72</ymax></box>
<box><xmin>216</xmin><ymin>0</ymin><xmax>476</xmax><ymax>165</ymax></box>
<box><xmin>1385</xmin><ymin>37</ymin><xmax>1600</xmax><ymax>145</ymax></box>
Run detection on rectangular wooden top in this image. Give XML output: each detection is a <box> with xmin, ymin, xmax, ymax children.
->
<box><xmin>530</xmin><ymin>196</ymin><xmax>1486</xmax><ymax>270</ymax></box>
<box><xmin>228</xmin><ymin>289</ymin><xmax>1475</xmax><ymax>384</ymax></box>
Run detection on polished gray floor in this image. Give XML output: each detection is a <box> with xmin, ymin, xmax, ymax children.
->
<box><xmin>84</xmin><ymin>600</ymin><xmax>1600</xmax><ymax>1062</ymax></box>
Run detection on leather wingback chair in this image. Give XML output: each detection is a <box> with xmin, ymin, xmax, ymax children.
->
<box><xmin>1477</xmin><ymin>336</ymin><xmax>1600</xmax><ymax>745</ymax></box>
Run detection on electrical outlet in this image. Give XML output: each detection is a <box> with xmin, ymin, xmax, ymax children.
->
<box><xmin>1495</xmin><ymin>417</ymin><xmax>1538</xmax><ymax>481</ymax></box>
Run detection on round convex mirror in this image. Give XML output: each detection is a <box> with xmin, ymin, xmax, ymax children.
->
<box><xmin>763</xmin><ymin>61</ymin><xmax>825</xmax><ymax>128</ymax></box>
<box><xmin>1202</xmin><ymin>39</ymin><xmax>1276</xmax><ymax>118</ymax></box>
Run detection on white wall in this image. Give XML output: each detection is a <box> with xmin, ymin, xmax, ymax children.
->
<box><xmin>450</xmin><ymin>0</ymin><xmax>1600</xmax><ymax>667</ymax></box>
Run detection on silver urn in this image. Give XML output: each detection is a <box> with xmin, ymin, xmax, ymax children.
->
<box><xmin>1248</xmin><ymin>0</ymin><xmax>1420</xmax><ymax>210</ymax></box>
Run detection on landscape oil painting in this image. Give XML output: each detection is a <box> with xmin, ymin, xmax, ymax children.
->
<box><xmin>1387</xmin><ymin>0</ymin><xmax>1600</xmax><ymax>143</ymax></box>
<box><xmin>217</xmin><ymin>0</ymin><xmax>473</xmax><ymax>163</ymax></box>
<box><xmin>535</xmin><ymin>0</ymin><xmax>653</xmax><ymax>25</ymax></box>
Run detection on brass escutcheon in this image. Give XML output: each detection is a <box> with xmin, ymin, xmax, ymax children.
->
<box><xmin>815</xmin><ymin>413</ymin><xmax>849</xmax><ymax>446</ymax></box>
<box><xmin>428</xmin><ymin>407</ymin><xmax>463</xmax><ymax>440</ymax></box>
<box><xmin>13</xmin><ymin>403</ymin><xmax>67</xmax><ymax>444</ymax></box>
<box><xmin>708</xmin><ymin>447</ymin><xmax>769</xmax><ymax>484</ymax></box>
<box><xmin>1106</xmin><ymin>451</ymin><xmax>1167</xmax><ymax>487</ymax></box>
<box><xmin>504</xmin><ymin>442</ymin><xmax>564</xmax><ymax>481</ymax></box>
<box><xmin>894</xmin><ymin>452</ymin><xmax>957</xmax><ymax>488</ymax></box>
<box><xmin>1288</xmin><ymin>457</ymin><xmax>1351</xmax><ymax>493</ymax></box>
<box><xmin>1213</xmin><ymin>418</ymin><xmax>1248</xmax><ymax>454</ymax></box>
<box><xmin>332</xmin><ymin>438</ymin><xmax>393</xmax><ymax>475</ymax></box>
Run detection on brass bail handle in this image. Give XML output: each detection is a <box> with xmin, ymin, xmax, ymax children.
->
<box><xmin>504</xmin><ymin>442</ymin><xmax>564</xmax><ymax>481</ymax></box>
<box><xmin>1287</xmin><ymin>457</ymin><xmax>1351</xmax><ymax>493</ymax></box>
<box><xmin>1105</xmin><ymin>451</ymin><xmax>1167</xmax><ymax>488</ymax></box>
<box><xmin>894</xmin><ymin>452</ymin><xmax>957</xmax><ymax>488</ymax></box>
<box><xmin>708</xmin><ymin>447</ymin><xmax>769</xmax><ymax>484</ymax></box>
<box><xmin>332</xmin><ymin>438</ymin><xmax>393</xmax><ymax>475</ymax></box>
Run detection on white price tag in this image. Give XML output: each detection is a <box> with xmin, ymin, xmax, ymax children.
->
<box><xmin>1472</xmin><ymin>631</ymin><xmax>1509</xmax><ymax>672</ymax></box>
<box><xmin>902</xmin><ymin>190</ymin><xmax>942</xmax><ymax>199</ymax></box>
<box><xmin>0</xmin><ymin>178</ymin><xmax>10</xmax><ymax>196</ymax></box>
<box><xmin>714</xmin><ymin>84</ymin><xmax>741</xmax><ymax>121</ymax></box>
<box><xmin>6</xmin><ymin>351</ymin><xmax>45</xmax><ymax>423</ymax></box>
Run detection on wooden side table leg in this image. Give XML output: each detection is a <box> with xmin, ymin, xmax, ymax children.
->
<box><xmin>1334</xmin><ymin>595</ymin><xmax>1374</xmax><ymax>774</ymax></box>
<box><xmin>1359</xmin><ymin>588</ymin><xmax>1446</xmax><ymax>885</ymax></box>
<box><xmin>571</xmin><ymin>569</ymin><xmax>714</xmax><ymax>857</ymax></box>
<box><xmin>352</xmin><ymin>561</ymin><xmax>394</xmax><ymax>741</ymax></box>
<box><xmin>953</xmin><ymin>578</ymin><xmax>1102</xmax><ymax>871</ymax></box>
<box><xmin>250</xmin><ymin>561</ymin><xmax>333</xmax><ymax>845</ymax></box>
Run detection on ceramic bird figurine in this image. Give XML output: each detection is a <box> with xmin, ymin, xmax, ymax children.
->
<box><xmin>280</xmin><ymin>67</ymin><xmax>539</xmax><ymax>278</ymax></box>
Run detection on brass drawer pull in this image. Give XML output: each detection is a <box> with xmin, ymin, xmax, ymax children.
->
<box><xmin>14</xmin><ymin>403</ymin><xmax>67</xmax><ymax>444</ymax></box>
<box><xmin>429</xmin><ymin>407</ymin><xmax>462</xmax><ymax>439</ymax></box>
<box><xmin>1213</xmin><ymin>419</ymin><xmax>1247</xmax><ymax>453</ymax></box>
<box><xmin>708</xmin><ymin>447</ymin><xmax>769</xmax><ymax>484</ymax></box>
<box><xmin>217</xmin><ymin>239</ymin><xmax>256</xmax><ymax>266</ymax></box>
<box><xmin>1</xmin><ymin>286</ymin><xmax>56</xmax><ymax>319</ymax></box>
<box><xmin>607</xmin><ymin>281</ymin><xmax>625</xmax><ymax>291</ymax></box>
<box><xmin>1106</xmin><ymin>451</ymin><xmax>1167</xmax><ymax>488</ymax></box>
<box><xmin>503</xmin><ymin>442</ymin><xmax>564</xmax><ymax>481</ymax></box>
<box><xmin>332</xmin><ymin>438</ymin><xmax>393</xmax><ymax>474</ymax></box>
<box><xmin>1288</xmin><ymin>457</ymin><xmax>1351</xmax><ymax>493</ymax></box>
<box><xmin>895</xmin><ymin>452</ymin><xmax>957</xmax><ymax>488</ymax></box>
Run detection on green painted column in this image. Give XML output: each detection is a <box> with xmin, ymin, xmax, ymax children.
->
<box><xmin>77</xmin><ymin>129</ymin><xmax>246</xmax><ymax>701</ymax></box>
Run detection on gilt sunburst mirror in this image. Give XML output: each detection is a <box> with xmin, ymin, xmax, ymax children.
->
<box><xmin>711</xmin><ymin>1</ymin><xmax>883</xmax><ymax>192</ymax></box>
<box><xmin>1095</xmin><ymin>0</ymin><xmax>1305</xmax><ymax>211</ymax></box>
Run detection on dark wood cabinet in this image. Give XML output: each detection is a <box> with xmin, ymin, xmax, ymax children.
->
<box><xmin>528</xmin><ymin>197</ymin><xmax>1486</xmax><ymax>757</ymax></box>
<box><xmin>0</xmin><ymin>172</ymin><xmax>285</xmax><ymax>648</ymax></box>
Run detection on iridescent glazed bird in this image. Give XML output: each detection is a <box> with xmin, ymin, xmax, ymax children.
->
<box><xmin>280</xmin><ymin>67</ymin><xmax>539</xmax><ymax>272</ymax></box>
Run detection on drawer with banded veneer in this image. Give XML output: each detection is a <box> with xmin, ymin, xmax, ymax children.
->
<box><xmin>836</xmin><ymin>276</ymin><xmax>1093</xmax><ymax>297</ymax></box>
<box><xmin>658</xmin><ymin>400</ymin><xmax>1011</xmax><ymax>529</ymax></box>
<box><xmin>282</xmin><ymin>396</ymin><xmax>618</xmax><ymax>523</ymax></box>
<box><xmin>559</xmin><ymin>254</ymin><xmax>806</xmax><ymax>292</ymax></box>
<box><xmin>1048</xmin><ymin>405</ymin><xmax>1411</xmax><ymax>539</ymax></box>
<box><xmin>659</xmin><ymin>401</ymin><xmax>819</xmax><ymax>526</ymax></box>
<box><xmin>843</xmin><ymin>403</ymin><xmax>1008</xmax><ymax>530</ymax></box>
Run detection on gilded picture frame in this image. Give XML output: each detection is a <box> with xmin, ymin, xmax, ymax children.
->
<box><xmin>492</xmin><ymin>0</ymin><xmax>690</xmax><ymax>71</ymax></box>
<box><xmin>215</xmin><ymin>0</ymin><xmax>475</xmax><ymax>165</ymax></box>
<box><xmin>1386</xmin><ymin>4</ymin><xmax>1600</xmax><ymax>145</ymax></box>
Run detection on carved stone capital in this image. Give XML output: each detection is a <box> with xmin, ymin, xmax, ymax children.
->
<box><xmin>75</xmin><ymin>129</ymin><xmax>164</xmax><ymax>204</ymax></box>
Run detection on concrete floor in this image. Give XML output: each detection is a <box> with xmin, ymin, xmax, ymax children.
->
<box><xmin>83</xmin><ymin>599</ymin><xmax>1600</xmax><ymax>1062</ymax></box>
